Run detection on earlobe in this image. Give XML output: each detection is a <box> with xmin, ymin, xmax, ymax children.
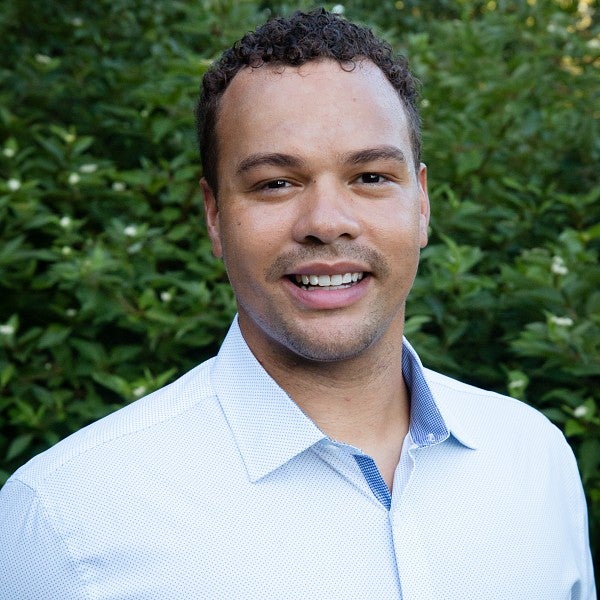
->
<box><xmin>200</xmin><ymin>178</ymin><xmax>223</xmax><ymax>258</ymax></box>
<box><xmin>418</xmin><ymin>163</ymin><xmax>430</xmax><ymax>249</ymax></box>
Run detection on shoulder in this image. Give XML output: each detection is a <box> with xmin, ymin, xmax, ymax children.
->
<box><xmin>425</xmin><ymin>367</ymin><xmax>552</xmax><ymax>423</ymax></box>
<box><xmin>0</xmin><ymin>355</ymin><xmax>231</xmax><ymax>595</ymax></box>
<box><xmin>423</xmin><ymin>367</ymin><xmax>570</xmax><ymax>453</ymax></box>
<box><xmin>8</xmin><ymin>357</ymin><xmax>218</xmax><ymax>489</ymax></box>
<box><xmin>422</xmin><ymin>367</ymin><xmax>588</xmax><ymax>516</ymax></box>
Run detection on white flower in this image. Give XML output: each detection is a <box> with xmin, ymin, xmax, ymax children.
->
<box><xmin>66</xmin><ymin>308</ymin><xmax>77</xmax><ymax>317</ymax></box>
<box><xmin>112</xmin><ymin>181</ymin><xmax>126</xmax><ymax>192</ymax></box>
<box><xmin>60</xmin><ymin>216</ymin><xmax>72</xmax><ymax>228</ymax></box>
<box><xmin>133</xmin><ymin>385</ymin><xmax>147</xmax><ymax>398</ymax></box>
<box><xmin>68</xmin><ymin>172</ymin><xmax>81</xmax><ymax>185</ymax></box>
<box><xmin>79</xmin><ymin>163</ymin><xmax>97</xmax><ymax>174</ymax></box>
<box><xmin>331</xmin><ymin>4</ymin><xmax>345</xmax><ymax>14</ymax></box>
<box><xmin>7</xmin><ymin>178</ymin><xmax>21</xmax><ymax>191</ymax></box>
<box><xmin>124</xmin><ymin>225</ymin><xmax>138</xmax><ymax>237</ymax></box>
<box><xmin>61</xmin><ymin>246</ymin><xmax>72</xmax><ymax>256</ymax></box>
<box><xmin>71</xmin><ymin>17</ymin><xmax>83</xmax><ymax>27</ymax></box>
<box><xmin>573</xmin><ymin>405</ymin><xmax>588</xmax><ymax>418</ymax></box>
<box><xmin>508</xmin><ymin>378</ymin><xmax>526</xmax><ymax>391</ymax></box>
<box><xmin>3</xmin><ymin>147</ymin><xmax>15</xmax><ymax>158</ymax></box>
<box><xmin>551</xmin><ymin>255</ymin><xmax>568</xmax><ymax>276</ymax></box>
<box><xmin>160</xmin><ymin>291</ymin><xmax>173</xmax><ymax>303</ymax></box>
<box><xmin>587</xmin><ymin>38</ymin><xmax>600</xmax><ymax>50</ymax></box>
<box><xmin>0</xmin><ymin>324</ymin><xmax>15</xmax><ymax>336</ymax></box>
<box><xmin>549</xmin><ymin>315</ymin><xmax>574</xmax><ymax>327</ymax></box>
<box><xmin>35</xmin><ymin>54</ymin><xmax>52</xmax><ymax>64</ymax></box>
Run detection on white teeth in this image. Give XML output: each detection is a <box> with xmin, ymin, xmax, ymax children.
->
<box><xmin>293</xmin><ymin>272</ymin><xmax>364</xmax><ymax>289</ymax></box>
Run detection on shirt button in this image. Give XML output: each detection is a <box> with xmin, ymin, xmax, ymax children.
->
<box><xmin>426</xmin><ymin>433</ymin><xmax>436</xmax><ymax>444</ymax></box>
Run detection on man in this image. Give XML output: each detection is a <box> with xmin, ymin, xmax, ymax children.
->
<box><xmin>0</xmin><ymin>9</ymin><xmax>595</xmax><ymax>599</ymax></box>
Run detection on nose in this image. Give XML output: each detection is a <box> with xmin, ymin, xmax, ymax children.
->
<box><xmin>292</xmin><ymin>180</ymin><xmax>362</xmax><ymax>245</ymax></box>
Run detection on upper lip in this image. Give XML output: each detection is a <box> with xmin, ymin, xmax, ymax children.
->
<box><xmin>286</xmin><ymin>262</ymin><xmax>370</xmax><ymax>276</ymax></box>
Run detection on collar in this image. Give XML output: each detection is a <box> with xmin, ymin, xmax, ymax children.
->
<box><xmin>210</xmin><ymin>317</ymin><xmax>325</xmax><ymax>482</ymax></box>
<box><xmin>402</xmin><ymin>338</ymin><xmax>478</xmax><ymax>450</ymax></box>
<box><xmin>211</xmin><ymin>317</ymin><xmax>476</xmax><ymax>482</ymax></box>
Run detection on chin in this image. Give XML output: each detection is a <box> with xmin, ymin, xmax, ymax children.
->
<box><xmin>277</xmin><ymin>327</ymin><xmax>381</xmax><ymax>364</ymax></box>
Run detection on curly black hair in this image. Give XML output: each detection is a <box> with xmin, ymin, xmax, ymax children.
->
<box><xmin>196</xmin><ymin>8</ymin><xmax>421</xmax><ymax>195</ymax></box>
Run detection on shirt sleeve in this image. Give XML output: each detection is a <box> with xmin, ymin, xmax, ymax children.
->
<box><xmin>557</xmin><ymin>432</ymin><xmax>597</xmax><ymax>599</ymax></box>
<box><xmin>571</xmin><ymin>463</ymin><xmax>597</xmax><ymax>599</ymax></box>
<box><xmin>0</xmin><ymin>478</ymin><xmax>85</xmax><ymax>599</ymax></box>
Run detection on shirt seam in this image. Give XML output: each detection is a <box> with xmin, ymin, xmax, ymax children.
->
<box><xmin>11</xmin><ymin>478</ymin><xmax>93</xmax><ymax>600</ymax></box>
<box><xmin>18</xmin><ymin>387</ymin><xmax>218</xmax><ymax>489</ymax></box>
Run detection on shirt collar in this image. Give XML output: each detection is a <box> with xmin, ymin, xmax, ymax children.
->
<box><xmin>402</xmin><ymin>338</ymin><xmax>478</xmax><ymax>450</ymax></box>
<box><xmin>211</xmin><ymin>317</ymin><xmax>475</xmax><ymax>482</ymax></box>
<box><xmin>211</xmin><ymin>317</ymin><xmax>325</xmax><ymax>482</ymax></box>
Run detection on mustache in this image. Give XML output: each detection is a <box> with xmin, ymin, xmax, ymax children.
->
<box><xmin>265</xmin><ymin>243</ymin><xmax>390</xmax><ymax>282</ymax></box>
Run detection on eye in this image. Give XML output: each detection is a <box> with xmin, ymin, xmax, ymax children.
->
<box><xmin>357</xmin><ymin>173</ymin><xmax>387</xmax><ymax>184</ymax></box>
<box><xmin>263</xmin><ymin>179</ymin><xmax>291</xmax><ymax>189</ymax></box>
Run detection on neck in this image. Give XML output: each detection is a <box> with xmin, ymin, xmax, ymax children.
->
<box><xmin>253</xmin><ymin>330</ymin><xmax>410</xmax><ymax>489</ymax></box>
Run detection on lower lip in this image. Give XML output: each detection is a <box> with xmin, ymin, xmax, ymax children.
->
<box><xmin>283</xmin><ymin>276</ymin><xmax>371</xmax><ymax>310</ymax></box>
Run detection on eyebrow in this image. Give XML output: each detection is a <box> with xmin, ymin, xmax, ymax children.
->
<box><xmin>344</xmin><ymin>145</ymin><xmax>407</xmax><ymax>165</ymax></box>
<box><xmin>235</xmin><ymin>145</ymin><xmax>407</xmax><ymax>175</ymax></box>
<box><xmin>236</xmin><ymin>153</ymin><xmax>306</xmax><ymax>175</ymax></box>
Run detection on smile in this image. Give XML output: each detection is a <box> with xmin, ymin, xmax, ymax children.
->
<box><xmin>292</xmin><ymin>272</ymin><xmax>364</xmax><ymax>290</ymax></box>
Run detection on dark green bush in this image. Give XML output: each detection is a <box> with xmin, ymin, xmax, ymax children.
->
<box><xmin>1</xmin><ymin>0</ymin><xmax>598</xmax><ymax>574</ymax></box>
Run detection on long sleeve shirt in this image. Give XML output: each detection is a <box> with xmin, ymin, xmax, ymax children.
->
<box><xmin>0</xmin><ymin>317</ymin><xmax>595</xmax><ymax>598</ymax></box>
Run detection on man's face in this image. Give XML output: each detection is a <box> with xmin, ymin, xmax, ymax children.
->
<box><xmin>202</xmin><ymin>59</ymin><xmax>429</xmax><ymax>365</ymax></box>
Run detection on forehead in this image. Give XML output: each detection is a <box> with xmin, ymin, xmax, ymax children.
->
<box><xmin>219</xmin><ymin>58</ymin><xmax>404</xmax><ymax>120</ymax></box>
<box><xmin>214</xmin><ymin>59</ymin><xmax>413</xmax><ymax>174</ymax></box>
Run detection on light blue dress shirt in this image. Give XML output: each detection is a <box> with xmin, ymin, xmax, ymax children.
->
<box><xmin>0</xmin><ymin>317</ymin><xmax>595</xmax><ymax>598</ymax></box>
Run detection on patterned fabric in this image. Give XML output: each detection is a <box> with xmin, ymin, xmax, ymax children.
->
<box><xmin>354</xmin><ymin>454</ymin><xmax>392</xmax><ymax>509</ymax></box>
<box><xmin>0</xmin><ymin>316</ymin><xmax>595</xmax><ymax>599</ymax></box>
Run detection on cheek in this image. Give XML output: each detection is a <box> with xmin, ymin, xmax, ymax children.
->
<box><xmin>219</xmin><ymin>210</ymin><xmax>275</xmax><ymax>276</ymax></box>
<box><xmin>371</xmin><ymin>209</ymin><xmax>421</xmax><ymax>245</ymax></box>
<box><xmin>377</xmin><ymin>216</ymin><xmax>423</xmax><ymax>274</ymax></box>
<box><xmin>227</xmin><ymin>204</ymin><xmax>291</xmax><ymax>250</ymax></box>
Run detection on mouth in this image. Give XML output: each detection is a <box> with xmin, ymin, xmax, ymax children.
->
<box><xmin>289</xmin><ymin>272</ymin><xmax>365</xmax><ymax>290</ymax></box>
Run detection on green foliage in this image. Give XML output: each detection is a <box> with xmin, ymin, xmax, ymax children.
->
<box><xmin>1</xmin><ymin>0</ymin><xmax>598</xmax><ymax>573</ymax></box>
<box><xmin>0</xmin><ymin>0</ymin><xmax>246</xmax><ymax>480</ymax></box>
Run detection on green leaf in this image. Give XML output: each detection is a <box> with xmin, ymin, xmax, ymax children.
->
<box><xmin>5</xmin><ymin>434</ymin><xmax>34</xmax><ymax>462</ymax></box>
<box><xmin>37</xmin><ymin>325</ymin><xmax>72</xmax><ymax>350</ymax></box>
<box><xmin>579</xmin><ymin>439</ymin><xmax>600</xmax><ymax>484</ymax></box>
<box><xmin>0</xmin><ymin>363</ymin><xmax>16</xmax><ymax>388</ymax></box>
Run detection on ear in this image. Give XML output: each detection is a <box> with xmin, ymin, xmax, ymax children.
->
<box><xmin>417</xmin><ymin>163</ymin><xmax>430</xmax><ymax>249</ymax></box>
<box><xmin>200</xmin><ymin>178</ymin><xmax>223</xmax><ymax>258</ymax></box>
